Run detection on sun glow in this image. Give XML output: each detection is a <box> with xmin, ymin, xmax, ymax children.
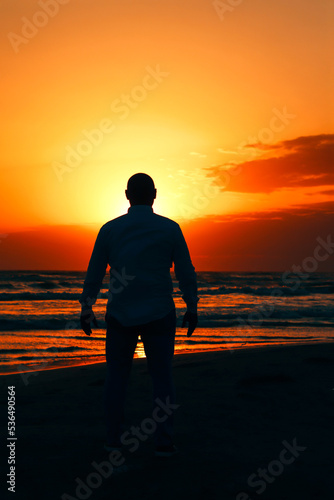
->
<box><xmin>0</xmin><ymin>0</ymin><xmax>332</xmax><ymax>269</ymax></box>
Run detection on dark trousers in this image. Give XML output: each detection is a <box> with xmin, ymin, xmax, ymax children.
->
<box><xmin>104</xmin><ymin>308</ymin><xmax>176</xmax><ymax>447</ymax></box>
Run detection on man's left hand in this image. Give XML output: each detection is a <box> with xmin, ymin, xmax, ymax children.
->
<box><xmin>80</xmin><ymin>310</ymin><xmax>98</xmax><ymax>336</ymax></box>
<box><xmin>182</xmin><ymin>311</ymin><xmax>198</xmax><ymax>337</ymax></box>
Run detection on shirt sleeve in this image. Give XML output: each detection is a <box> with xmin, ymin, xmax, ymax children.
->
<box><xmin>79</xmin><ymin>226</ymin><xmax>108</xmax><ymax>311</ymax></box>
<box><xmin>172</xmin><ymin>224</ymin><xmax>199</xmax><ymax>313</ymax></box>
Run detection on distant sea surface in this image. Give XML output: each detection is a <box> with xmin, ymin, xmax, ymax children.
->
<box><xmin>0</xmin><ymin>271</ymin><xmax>333</xmax><ymax>374</ymax></box>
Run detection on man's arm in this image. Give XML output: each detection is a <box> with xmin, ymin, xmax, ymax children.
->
<box><xmin>79</xmin><ymin>226</ymin><xmax>108</xmax><ymax>335</ymax></box>
<box><xmin>172</xmin><ymin>224</ymin><xmax>199</xmax><ymax>336</ymax></box>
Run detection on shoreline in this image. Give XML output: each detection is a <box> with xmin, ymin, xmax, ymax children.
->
<box><xmin>2</xmin><ymin>339</ymin><xmax>334</xmax><ymax>377</ymax></box>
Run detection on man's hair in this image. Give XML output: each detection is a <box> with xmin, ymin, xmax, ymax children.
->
<box><xmin>126</xmin><ymin>173</ymin><xmax>156</xmax><ymax>204</ymax></box>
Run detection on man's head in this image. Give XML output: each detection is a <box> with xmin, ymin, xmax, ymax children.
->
<box><xmin>125</xmin><ymin>173</ymin><xmax>156</xmax><ymax>206</ymax></box>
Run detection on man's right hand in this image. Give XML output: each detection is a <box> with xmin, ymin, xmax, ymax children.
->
<box><xmin>182</xmin><ymin>311</ymin><xmax>198</xmax><ymax>337</ymax></box>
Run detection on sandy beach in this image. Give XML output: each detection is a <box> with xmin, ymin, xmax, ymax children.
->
<box><xmin>1</xmin><ymin>342</ymin><xmax>334</xmax><ymax>500</ymax></box>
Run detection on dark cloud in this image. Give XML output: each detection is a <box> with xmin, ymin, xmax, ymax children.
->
<box><xmin>306</xmin><ymin>189</ymin><xmax>334</xmax><ymax>196</ymax></box>
<box><xmin>182</xmin><ymin>201</ymin><xmax>334</xmax><ymax>271</ymax></box>
<box><xmin>207</xmin><ymin>134</ymin><xmax>334</xmax><ymax>193</ymax></box>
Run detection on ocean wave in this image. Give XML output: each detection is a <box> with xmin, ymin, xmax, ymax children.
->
<box><xmin>0</xmin><ymin>290</ymin><xmax>111</xmax><ymax>301</ymax></box>
<box><xmin>205</xmin><ymin>285</ymin><xmax>334</xmax><ymax>296</ymax></box>
<box><xmin>0</xmin><ymin>292</ymin><xmax>81</xmax><ymax>301</ymax></box>
<box><xmin>15</xmin><ymin>352</ymin><xmax>104</xmax><ymax>361</ymax></box>
<box><xmin>29</xmin><ymin>280</ymin><xmax>82</xmax><ymax>289</ymax></box>
<box><xmin>30</xmin><ymin>281</ymin><xmax>59</xmax><ymax>289</ymax></box>
<box><xmin>0</xmin><ymin>346</ymin><xmax>89</xmax><ymax>354</ymax></box>
<box><xmin>3</xmin><ymin>332</ymin><xmax>105</xmax><ymax>342</ymax></box>
<box><xmin>57</xmin><ymin>281</ymin><xmax>82</xmax><ymax>288</ymax></box>
<box><xmin>196</xmin><ymin>320</ymin><xmax>334</xmax><ymax>329</ymax></box>
<box><xmin>0</xmin><ymin>318</ymin><xmax>104</xmax><ymax>331</ymax></box>
<box><xmin>0</xmin><ymin>348</ymin><xmax>29</xmax><ymax>354</ymax></box>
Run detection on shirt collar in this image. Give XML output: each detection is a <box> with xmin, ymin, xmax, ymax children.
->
<box><xmin>127</xmin><ymin>205</ymin><xmax>153</xmax><ymax>214</ymax></box>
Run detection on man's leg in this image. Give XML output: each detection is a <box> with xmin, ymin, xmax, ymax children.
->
<box><xmin>141</xmin><ymin>308</ymin><xmax>176</xmax><ymax>448</ymax></box>
<box><xmin>104</xmin><ymin>316</ymin><xmax>138</xmax><ymax>446</ymax></box>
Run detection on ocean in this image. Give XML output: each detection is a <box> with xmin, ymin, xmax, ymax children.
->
<box><xmin>0</xmin><ymin>271</ymin><xmax>333</xmax><ymax>375</ymax></box>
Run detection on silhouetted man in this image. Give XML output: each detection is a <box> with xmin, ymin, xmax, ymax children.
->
<box><xmin>79</xmin><ymin>173</ymin><xmax>198</xmax><ymax>457</ymax></box>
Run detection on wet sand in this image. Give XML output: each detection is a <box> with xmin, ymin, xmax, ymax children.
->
<box><xmin>1</xmin><ymin>342</ymin><xmax>334</xmax><ymax>500</ymax></box>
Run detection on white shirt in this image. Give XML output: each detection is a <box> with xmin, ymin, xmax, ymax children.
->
<box><xmin>79</xmin><ymin>205</ymin><xmax>198</xmax><ymax>326</ymax></box>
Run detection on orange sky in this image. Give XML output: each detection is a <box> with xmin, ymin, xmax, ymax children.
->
<box><xmin>0</xmin><ymin>0</ymin><xmax>333</xmax><ymax>270</ymax></box>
